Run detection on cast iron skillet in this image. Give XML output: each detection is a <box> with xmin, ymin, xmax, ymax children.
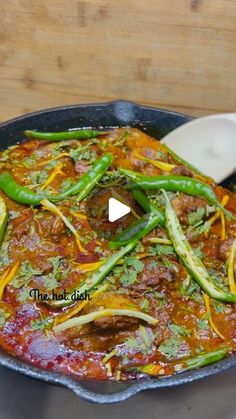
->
<box><xmin>0</xmin><ymin>100</ymin><xmax>235</xmax><ymax>403</ymax></box>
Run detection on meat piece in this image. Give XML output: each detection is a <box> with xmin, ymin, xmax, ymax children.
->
<box><xmin>218</xmin><ymin>238</ymin><xmax>234</xmax><ymax>261</ymax></box>
<box><xmin>75</xmin><ymin>160</ymin><xmax>89</xmax><ymax>175</ymax></box>
<box><xmin>51</xmin><ymin>216</ymin><xmax>66</xmax><ymax>241</ymax></box>
<box><xmin>11</xmin><ymin>215</ymin><xmax>31</xmax><ymax>240</ymax></box>
<box><xmin>141</xmin><ymin>227</ymin><xmax>168</xmax><ymax>245</ymax></box>
<box><xmin>172</xmin><ymin>165</ymin><xmax>193</xmax><ymax>177</ymax></box>
<box><xmin>130</xmin><ymin>258</ymin><xmax>183</xmax><ymax>293</ymax></box>
<box><xmin>82</xmin><ymin>292</ymin><xmax>139</xmax><ymax>333</ymax></box>
<box><xmin>171</xmin><ymin>194</ymin><xmax>207</xmax><ymax>224</ymax></box>
<box><xmin>92</xmin><ymin>316</ymin><xmax>138</xmax><ymax>332</ymax></box>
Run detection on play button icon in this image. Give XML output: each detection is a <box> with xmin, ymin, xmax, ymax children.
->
<box><xmin>85</xmin><ymin>186</ymin><xmax>141</xmax><ymax>240</ymax></box>
<box><xmin>108</xmin><ymin>198</ymin><xmax>131</xmax><ymax>222</ymax></box>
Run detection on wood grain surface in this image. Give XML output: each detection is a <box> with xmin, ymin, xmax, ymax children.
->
<box><xmin>0</xmin><ymin>0</ymin><xmax>236</xmax><ymax>121</ymax></box>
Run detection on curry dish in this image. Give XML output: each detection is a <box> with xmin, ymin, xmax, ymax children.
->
<box><xmin>0</xmin><ymin>127</ymin><xmax>235</xmax><ymax>381</ymax></box>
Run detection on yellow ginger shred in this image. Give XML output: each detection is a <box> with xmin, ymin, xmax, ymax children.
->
<box><xmin>203</xmin><ymin>293</ymin><xmax>225</xmax><ymax>341</ymax></box>
<box><xmin>0</xmin><ymin>261</ymin><xmax>21</xmax><ymax>300</ymax></box>
<box><xmin>40</xmin><ymin>199</ymin><xmax>86</xmax><ymax>253</ymax></box>
<box><xmin>115</xmin><ymin>369</ymin><xmax>121</xmax><ymax>381</ymax></box>
<box><xmin>41</xmin><ymin>162</ymin><xmax>66</xmax><ymax>190</ymax></box>
<box><xmin>206</xmin><ymin>195</ymin><xmax>229</xmax><ymax>239</ymax></box>
<box><xmin>37</xmin><ymin>152</ymin><xmax>70</xmax><ymax>167</ymax></box>
<box><xmin>70</xmin><ymin>211</ymin><xmax>87</xmax><ymax>220</ymax></box>
<box><xmin>102</xmin><ymin>349</ymin><xmax>117</xmax><ymax>364</ymax></box>
<box><xmin>133</xmin><ymin>150</ymin><xmax>175</xmax><ymax>172</ymax></box>
<box><xmin>71</xmin><ymin>260</ymin><xmax>103</xmax><ymax>273</ymax></box>
<box><xmin>228</xmin><ymin>239</ymin><xmax>236</xmax><ymax>294</ymax></box>
<box><xmin>54</xmin><ymin>283</ymin><xmax>109</xmax><ymax>326</ymax></box>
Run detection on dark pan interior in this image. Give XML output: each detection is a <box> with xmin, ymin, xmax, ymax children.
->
<box><xmin>0</xmin><ymin>100</ymin><xmax>235</xmax><ymax>403</ymax></box>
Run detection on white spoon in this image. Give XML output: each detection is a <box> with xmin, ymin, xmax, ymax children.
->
<box><xmin>160</xmin><ymin>113</ymin><xmax>236</xmax><ymax>183</ymax></box>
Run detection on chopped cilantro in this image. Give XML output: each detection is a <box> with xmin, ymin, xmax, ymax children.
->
<box><xmin>0</xmin><ymin>307</ymin><xmax>10</xmax><ymax>327</ymax></box>
<box><xmin>192</xmin><ymin>246</ymin><xmax>203</xmax><ymax>259</ymax></box>
<box><xmin>212</xmin><ymin>299</ymin><xmax>228</xmax><ymax>314</ymax></box>
<box><xmin>23</xmin><ymin>157</ymin><xmax>35</xmax><ymax>168</ymax></box>
<box><xmin>198</xmin><ymin>319</ymin><xmax>209</xmax><ymax>330</ymax></box>
<box><xmin>180</xmin><ymin>276</ymin><xmax>202</xmax><ymax>302</ymax></box>
<box><xmin>42</xmin><ymin>256</ymin><xmax>68</xmax><ymax>291</ymax></box>
<box><xmin>60</xmin><ymin>178</ymin><xmax>75</xmax><ymax>193</ymax></box>
<box><xmin>29</xmin><ymin>170</ymin><xmax>48</xmax><ymax>185</ymax></box>
<box><xmin>149</xmin><ymin>244</ymin><xmax>175</xmax><ymax>257</ymax></box>
<box><xmin>69</xmin><ymin>145</ymin><xmax>97</xmax><ymax>162</ymax></box>
<box><xmin>122</xmin><ymin>328</ymin><xmax>155</xmax><ymax>355</ymax></box>
<box><xmin>11</xmin><ymin>262</ymin><xmax>43</xmax><ymax>289</ymax></box>
<box><xmin>29</xmin><ymin>170</ymin><xmax>48</xmax><ymax>186</ymax></box>
<box><xmin>187</xmin><ymin>208</ymin><xmax>205</xmax><ymax>226</ymax></box>
<box><xmin>140</xmin><ymin>298</ymin><xmax>149</xmax><ymax>312</ymax></box>
<box><xmin>17</xmin><ymin>287</ymin><xmax>32</xmax><ymax>303</ymax></box>
<box><xmin>125</xmin><ymin>257</ymin><xmax>144</xmax><ymax>272</ymax></box>
<box><xmin>30</xmin><ymin>317</ymin><xmax>52</xmax><ymax>331</ymax></box>
<box><xmin>158</xmin><ymin>338</ymin><xmax>182</xmax><ymax>358</ymax></box>
<box><xmin>168</xmin><ymin>323</ymin><xmax>191</xmax><ymax>337</ymax></box>
<box><xmin>191</xmin><ymin>221</ymin><xmax>210</xmax><ymax>237</ymax></box>
<box><xmin>119</xmin><ymin>257</ymin><xmax>144</xmax><ymax>286</ymax></box>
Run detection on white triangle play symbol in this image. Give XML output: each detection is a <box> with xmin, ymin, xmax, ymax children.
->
<box><xmin>108</xmin><ymin>198</ymin><xmax>131</xmax><ymax>222</ymax></box>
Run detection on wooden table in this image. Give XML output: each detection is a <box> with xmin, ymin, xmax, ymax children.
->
<box><xmin>0</xmin><ymin>0</ymin><xmax>236</xmax><ymax>121</ymax></box>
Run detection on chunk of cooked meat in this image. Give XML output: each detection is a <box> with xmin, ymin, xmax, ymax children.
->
<box><xmin>218</xmin><ymin>238</ymin><xmax>234</xmax><ymax>261</ymax></box>
<box><xmin>75</xmin><ymin>160</ymin><xmax>89</xmax><ymax>175</ymax></box>
<box><xmin>51</xmin><ymin>216</ymin><xmax>66</xmax><ymax>241</ymax></box>
<box><xmin>92</xmin><ymin>316</ymin><xmax>138</xmax><ymax>332</ymax></box>
<box><xmin>130</xmin><ymin>258</ymin><xmax>186</xmax><ymax>292</ymax></box>
<box><xmin>172</xmin><ymin>165</ymin><xmax>193</xmax><ymax>177</ymax></box>
<box><xmin>171</xmin><ymin>193</ymin><xmax>207</xmax><ymax>224</ymax></box>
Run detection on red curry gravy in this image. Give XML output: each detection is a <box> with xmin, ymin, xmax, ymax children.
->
<box><xmin>0</xmin><ymin>128</ymin><xmax>235</xmax><ymax>380</ymax></box>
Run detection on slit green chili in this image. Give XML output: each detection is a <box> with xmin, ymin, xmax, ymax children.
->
<box><xmin>0</xmin><ymin>171</ymin><xmax>46</xmax><ymax>206</ymax></box>
<box><xmin>52</xmin><ymin>240</ymin><xmax>138</xmax><ymax>307</ymax></box>
<box><xmin>162</xmin><ymin>189</ymin><xmax>236</xmax><ymax>303</ymax></box>
<box><xmin>51</xmin><ymin>152</ymin><xmax>113</xmax><ymax>202</ymax></box>
<box><xmin>0</xmin><ymin>195</ymin><xmax>8</xmax><ymax>243</ymax></box>
<box><xmin>120</xmin><ymin>168</ymin><xmax>231</xmax><ymax>215</ymax></box>
<box><xmin>109</xmin><ymin>190</ymin><xmax>165</xmax><ymax>249</ymax></box>
<box><xmin>162</xmin><ymin>143</ymin><xmax>205</xmax><ymax>177</ymax></box>
<box><xmin>0</xmin><ymin>153</ymin><xmax>113</xmax><ymax>206</ymax></box>
<box><xmin>133</xmin><ymin>347</ymin><xmax>228</xmax><ymax>376</ymax></box>
<box><xmin>24</xmin><ymin>129</ymin><xmax>108</xmax><ymax>142</ymax></box>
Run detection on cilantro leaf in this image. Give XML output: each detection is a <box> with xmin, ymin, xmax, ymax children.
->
<box><xmin>168</xmin><ymin>323</ymin><xmax>191</xmax><ymax>337</ymax></box>
<box><xmin>0</xmin><ymin>308</ymin><xmax>10</xmax><ymax>327</ymax></box>
<box><xmin>188</xmin><ymin>208</ymin><xmax>205</xmax><ymax>226</ymax></box>
<box><xmin>30</xmin><ymin>317</ymin><xmax>52</xmax><ymax>331</ymax></box>
<box><xmin>125</xmin><ymin>257</ymin><xmax>144</xmax><ymax>272</ymax></box>
<box><xmin>122</xmin><ymin>328</ymin><xmax>155</xmax><ymax>355</ymax></box>
<box><xmin>158</xmin><ymin>338</ymin><xmax>182</xmax><ymax>358</ymax></box>
<box><xmin>149</xmin><ymin>244</ymin><xmax>175</xmax><ymax>257</ymax></box>
<box><xmin>11</xmin><ymin>262</ymin><xmax>43</xmax><ymax>289</ymax></box>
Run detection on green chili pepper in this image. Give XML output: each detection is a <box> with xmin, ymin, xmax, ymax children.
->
<box><xmin>52</xmin><ymin>240</ymin><xmax>138</xmax><ymax>307</ymax></box>
<box><xmin>0</xmin><ymin>154</ymin><xmax>112</xmax><ymax>206</ymax></box>
<box><xmin>163</xmin><ymin>189</ymin><xmax>236</xmax><ymax>303</ymax></box>
<box><xmin>109</xmin><ymin>213</ymin><xmax>162</xmax><ymax>249</ymax></box>
<box><xmin>51</xmin><ymin>153</ymin><xmax>113</xmax><ymax>202</ymax></box>
<box><xmin>0</xmin><ymin>195</ymin><xmax>8</xmax><ymax>242</ymax></box>
<box><xmin>162</xmin><ymin>143</ymin><xmax>205</xmax><ymax>177</ymax></box>
<box><xmin>120</xmin><ymin>168</ymin><xmax>231</xmax><ymax>215</ymax></box>
<box><xmin>135</xmin><ymin>347</ymin><xmax>228</xmax><ymax>376</ymax></box>
<box><xmin>24</xmin><ymin>129</ymin><xmax>108</xmax><ymax>141</ymax></box>
<box><xmin>132</xmin><ymin>189</ymin><xmax>164</xmax><ymax>216</ymax></box>
<box><xmin>109</xmin><ymin>191</ymin><xmax>165</xmax><ymax>249</ymax></box>
<box><xmin>183</xmin><ymin>347</ymin><xmax>228</xmax><ymax>371</ymax></box>
<box><xmin>0</xmin><ymin>172</ymin><xmax>46</xmax><ymax>206</ymax></box>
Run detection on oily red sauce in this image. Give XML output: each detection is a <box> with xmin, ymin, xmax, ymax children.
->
<box><xmin>0</xmin><ymin>128</ymin><xmax>235</xmax><ymax>381</ymax></box>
